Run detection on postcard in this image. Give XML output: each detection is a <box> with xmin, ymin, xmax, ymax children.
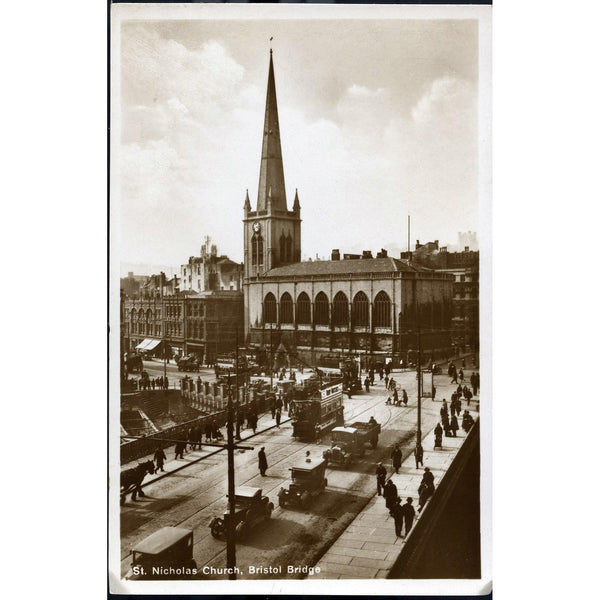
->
<box><xmin>109</xmin><ymin>2</ymin><xmax>492</xmax><ymax>595</ymax></box>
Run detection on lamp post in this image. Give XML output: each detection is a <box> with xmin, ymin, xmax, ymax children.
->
<box><xmin>225</xmin><ymin>365</ymin><xmax>236</xmax><ymax>578</ymax></box>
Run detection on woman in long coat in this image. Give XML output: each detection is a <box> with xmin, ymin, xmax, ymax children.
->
<box><xmin>383</xmin><ymin>478</ymin><xmax>398</xmax><ymax>513</ymax></box>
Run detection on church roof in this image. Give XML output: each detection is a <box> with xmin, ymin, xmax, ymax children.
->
<box><xmin>256</xmin><ymin>50</ymin><xmax>287</xmax><ymax>212</ymax></box>
<box><xmin>263</xmin><ymin>257</ymin><xmax>429</xmax><ymax>278</ymax></box>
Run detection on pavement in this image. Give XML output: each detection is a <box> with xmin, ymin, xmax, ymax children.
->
<box><xmin>119</xmin><ymin>356</ymin><xmax>480</xmax><ymax>579</ymax></box>
<box><xmin>308</xmin><ymin>400</ymin><xmax>479</xmax><ymax>579</ymax></box>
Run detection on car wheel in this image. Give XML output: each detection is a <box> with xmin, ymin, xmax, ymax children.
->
<box><xmin>210</xmin><ymin>517</ymin><xmax>225</xmax><ymax>539</ymax></box>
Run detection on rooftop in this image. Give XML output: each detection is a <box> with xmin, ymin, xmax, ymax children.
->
<box><xmin>262</xmin><ymin>257</ymin><xmax>429</xmax><ymax>278</ymax></box>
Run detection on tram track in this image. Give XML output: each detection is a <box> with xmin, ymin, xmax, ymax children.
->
<box><xmin>121</xmin><ymin>388</ymin><xmax>419</xmax><ymax>572</ymax></box>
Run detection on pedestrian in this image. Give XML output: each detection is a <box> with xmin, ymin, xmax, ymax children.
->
<box><xmin>153</xmin><ymin>446</ymin><xmax>166</xmax><ymax>472</ymax></box>
<box><xmin>459</xmin><ymin>368</ymin><xmax>464</xmax><ymax>383</ymax></box>
<box><xmin>275</xmin><ymin>407</ymin><xmax>281</xmax><ymax>428</ymax></box>
<box><xmin>450</xmin><ymin>398</ymin><xmax>456</xmax><ymax>417</ymax></box>
<box><xmin>457</xmin><ymin>384</ymin><xmax>463</xmax><ymax>398</ymax></box>
<box><xmin>450</xmin><ymin>413</ymin><xmax>459</xmax><ymax>437</ymax></box>
<box><xmin>270</xmin><ymin>397</ymin><xmax>276</xmax><ymax>419</ymax></box>
<box><xmin>258</xmin><ymin>446</ymin><xmax>268</xmax><ymax>476</ymax></box>
<box><xmin>442</xmin><ymin>413</ymin><xmax>451</xmax><ymax>437</ymax></box>
<box><xmin>383</xmin><ymin>478</ymin><xmax>398</xmax><ymax>513</ymax></box>
<box><xmin>403</xmin><ymin>497</ymin><xmax>415</xmax><ymax>534</ymax></box>
<box><xmin>250</xmin><ymin>411</ymin><xmax>258</xmax><ymax>434</ymax></box>
<box><xmin>384</xmin><ymin>374</ymin><xmax>389</xmax><ymax>389</ymax></box>
<box><xmin>422</xmin><ymin>467</ymin><xmax>434</xmax><ymax>487</ymax></box>
<box><xmin>364</xmin><ymin>377</ymin><xmax>370</xmax><ymax>393</ymax></box>
<box><xmin>164</xmin><ymin>376</ymin><xmax>169</xmax><ymax>389</ymax></box>
<box><xmin>450</xmin><ymin>368</ymin><xmax>458</xmax><ymax>384</ymax></box>
<box><xmin>391</xmin><ymin>444</ymin><xmax>403</xmax><ymax>473</ymax></box>
<box><xmin>414</xmin><ymin>444</ymin><xmax>424</xmax><ymax>468</ymax></box>
<box><xmin>393</xmin><ymin>388</ymin><xmax>399</xmax><ymax>405</ymax></box>
<box><xmin>391</xmin><ymin>498</ymin><xmax>404</xmax><ymax>537</ymax></box>
<box><xmin>456</xmin><ymin>397</ymin><xmax>462</xmax><ymax>415</ymax></box>
<box><xmin>402</xmin><ymin>389</ymin><xmax>408</xmax><ymax>406</ymax></box>
<box><xmin>376</xmin><ymin>462</ymin><xmax>387</xmax><ymax>496</ymax></box>
<box><xmin>379</xmin><ymin>367</ymin><xmax>384</xmax><ymax>381</ymax></box>
<box><xmin>174</xmin><ymin>439</ymin><xmax>185</xmax><ymax>460</ymax></box>
<box><xmin>434</xmin><ymin>423</ymin><xmax>443</xmax><ymax>448</ymax></box>
<box><xmin>462</xmin><ymin>358</ymin><xmax>466</xmax><ymax>369</ymax></box>
<box><xmin>418</xmin><ymin>480</ymin><xmax>434</xmax><ymax>512</ymax></box>
<box><xmin>369</xmin><ymin>368</ymin><xmax>375</xmax><ymax>385</ymax></box>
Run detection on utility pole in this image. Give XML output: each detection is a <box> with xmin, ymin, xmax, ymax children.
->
<box><xmin>417</xmin><ymin>312</ymin><xmax>422</xmax><ymax>449</ymax></box>
<box><xmin>226</xmin><ymin>360</ymin><xmax>236</xmax><ymax>579</ymax></box>
<box><xmin>269</xmin><ymin>326</ymin><xmax>273</xmax><ymax>388</ymax></box>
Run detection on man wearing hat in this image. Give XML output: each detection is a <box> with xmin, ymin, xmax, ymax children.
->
<box><xmin>376</xmin><ymin>462</ymin><xmax>387</xmax><ymax>496</ymax></box>
<box><xmin>258</xmin><ymin>446</ymin><xmax>268</xmax><ymax>476</ymax></box>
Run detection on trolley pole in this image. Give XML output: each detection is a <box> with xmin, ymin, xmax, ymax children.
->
<box><xmin>226</xmin><ymin>368</ymin><xmax>236</xmax><ymax>579</ymax></box>
<box><xmin>270</xmin><ymin>326</ymin><xmax>273</xmax><ymax>388</ymax></box>
<box><xmin>415</xmin><ymin>276</ymin><xmax>422</xmax><ymax>450</ymax></box>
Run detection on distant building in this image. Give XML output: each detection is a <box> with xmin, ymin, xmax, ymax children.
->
<box><xmin>180</xmin><ymin>237</ymin><xmax>243</xmax><ymax>294</ymax></box>
<box><xmin>120</xmin><ymin>272</ymin><xmax>148</xmax><ymax>297</ymax></box>
<box><xmin>123</xmin><ymin>292</ymin><xmax>243</xmax><ymax>364</ymax></box>
<box><xmin>242</xmin><ymin>51</ymin><xmax>454</xmax><ymax>366</ymax></box>
<box><xmin>402</xmin><ymin>241</ymin><xmax>479</xmax><ymax>352</ymax></box>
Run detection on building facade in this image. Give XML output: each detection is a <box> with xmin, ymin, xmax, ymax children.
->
<box><xmin>243</xmin><ymin>51</ymin><xmax>454</xmax><ymax>365</ymax></box>
<box><xmin>123</xmin><ymin>291</ymin><xmax>243</xmax><ymax>364</ymax></box>
<box><xmin>180</xmin><ymin>237</ymin><xmax>243</xmax><ymax>294</ymax></box>
<box><xmin>403</xmin><ymin>241</ymin><xmax>479</xmax><ymax>352</ymax></box>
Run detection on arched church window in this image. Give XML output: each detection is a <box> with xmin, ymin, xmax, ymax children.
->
<box><xmin>264</xmin><ymin>293</ymin><xmax>277</xmax><ymax>324</ymax></box>
<box><xmin>286</xmin><ymin>233</ymin><xmax>292</xmax><ymax>262</ymax></box>
<box><xmin>332</xmin><ymin>291</ymin><xmax>349</xmax><ymax>327</ymax></box>
<box><xmin>373</xmin><ymin>291</ymin><xmax>391</xmax><ymax>327</ymax></box>
<box><xmin>352</xmin><ymin>291</ymin><xmax>369</xmax><ymax>327</ymax></box>
<box><xmin>296</xmin><ymin>292</ymin><xmax>311</xmax><ymax>324</ymax></box>
<box><xmin>280</xmin><ymin>292</ymin><xmax>293</xmax><ymax>323</ymax></box>
<box><xmin>314</xmin><ymin>292</ymin><xmax>329</xmax><ymax>326</ymax></box>
<box><xmin>280</xmin><ymin>233</ymin><xmax>286</xmax><ymax>263</ymax></box>
<box><xmin>252</xmin><ymin>233</ymin><xmax>264</xmax><ymax>266</ymax></box>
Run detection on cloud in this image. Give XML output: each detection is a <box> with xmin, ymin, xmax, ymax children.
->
<box><xmin>118</xmin><ymin>25</ymin><xmax>478</xmax><ymax>267</ymax></box>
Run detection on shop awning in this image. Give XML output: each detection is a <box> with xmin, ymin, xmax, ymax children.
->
<box><xmin>136</xmin><ymin>338</ymin><xmax>162</xmax><ymax>351</ymax></box>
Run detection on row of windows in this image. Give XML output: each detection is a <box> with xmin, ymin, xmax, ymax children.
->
<box><xmin>263</xmin><ymin>291</ymin><xmax>391</xmax><ymax>327</ymax></box>
<box><xmin>130</xmin><ymin>323</ymin><xmax>162</xmax><ymax>336</ymax></box>
<box><xmin>128</xmin><ymin>308</ymin><xmax>161</xmax><ymax>321</ymax></box>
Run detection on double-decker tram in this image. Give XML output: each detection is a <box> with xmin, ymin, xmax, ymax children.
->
<box><xmin>289</xmin><ymin>376</ymin><xmax>344</xmax><ymax>441</ymax></box>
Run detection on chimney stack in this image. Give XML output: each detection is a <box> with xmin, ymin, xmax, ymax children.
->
<box><xmin>376</xmin><ymin>248</ymin><xmax>388</xmax><ymax>258</ymax></box>
<box><xmin>362</xmin><ymin>250</ymin><xmax>373</xmax><ymax>259</ymax></box>
<box><xmin>331</xmin><ymin>249</ymin><xmax>340</xmax><ymax>261</ymax></box>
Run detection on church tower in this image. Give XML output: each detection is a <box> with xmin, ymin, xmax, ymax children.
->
<box><xmin>243</xmin><ymin>50</ymin><xmax>302</xmax><ymax>279</ymax></box>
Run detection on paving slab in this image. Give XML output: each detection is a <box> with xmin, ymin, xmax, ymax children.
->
<box><xmin>307</xmin><ymin>409</ymin><xmax>477</xmax><ymax>580</ymax></box>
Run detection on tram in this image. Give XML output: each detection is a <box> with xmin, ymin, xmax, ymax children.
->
<box><xmin>289</xmin><ymin>376</ymin><xmax>344</xmax><ymax>441</ymax></box>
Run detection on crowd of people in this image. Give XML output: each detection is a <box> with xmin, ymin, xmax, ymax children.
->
<box><xmin>378</xmin><ymin>461</ymin><xmax>437</xmax><ymax>538</ymax></box>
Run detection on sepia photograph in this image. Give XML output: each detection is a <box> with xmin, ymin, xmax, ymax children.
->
<box><xmin>109</xmin><ymin>3</ymin><xmax>491</xmax><ymax>594</ymax></box>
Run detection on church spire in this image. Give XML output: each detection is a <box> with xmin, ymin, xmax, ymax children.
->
<box><xmin>256</xmin><ymin>49</ymin><xmax>287</xmax><ymax>212</ymax></box>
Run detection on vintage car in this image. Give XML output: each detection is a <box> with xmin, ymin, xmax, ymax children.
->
<box><xmin>323</xmin><ymin>420</ymin><xmax>381</xmax><ymax>466</ymax></box>
<box><xmin>278</xmin><ymin>457</ymin><xmax>328</xmax><ymax>508</ymax></box>
<box><xmin>126</xmin><ymin>527</ymin><xmax>196</xmax><ymax>580</ymax></box>
<box><xmin>209</xmin><ymin>486</ymin><xmax>274</xmax><ymax>541</ymax></box>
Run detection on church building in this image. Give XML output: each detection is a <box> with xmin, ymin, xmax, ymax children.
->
<box><xmin>243</xmin><ymin>51</ymin><xmax>454</xmax><ymax>366</ymax></box>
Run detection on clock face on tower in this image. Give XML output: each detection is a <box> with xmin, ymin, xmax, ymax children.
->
<box><xmin>252</xmin><ymin>222</ymin><xmax>261</xmax><ymax>233</ymax></box>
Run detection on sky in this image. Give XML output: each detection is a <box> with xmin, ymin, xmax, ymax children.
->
<box><xmin>118</xmin><ymin>17</ymin><xmax>479</xmax><ymax>273</ymax></box>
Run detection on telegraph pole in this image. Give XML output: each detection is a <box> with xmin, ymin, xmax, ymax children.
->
<box><xmin>226</xmin><ymin>355</ymin><xmax>236</xmax><ymax>579</ymax></box>
<box><xmin>269</xmin><ymin>326</ymin><xmax>273</xmax><ymax>388</ymax></box>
